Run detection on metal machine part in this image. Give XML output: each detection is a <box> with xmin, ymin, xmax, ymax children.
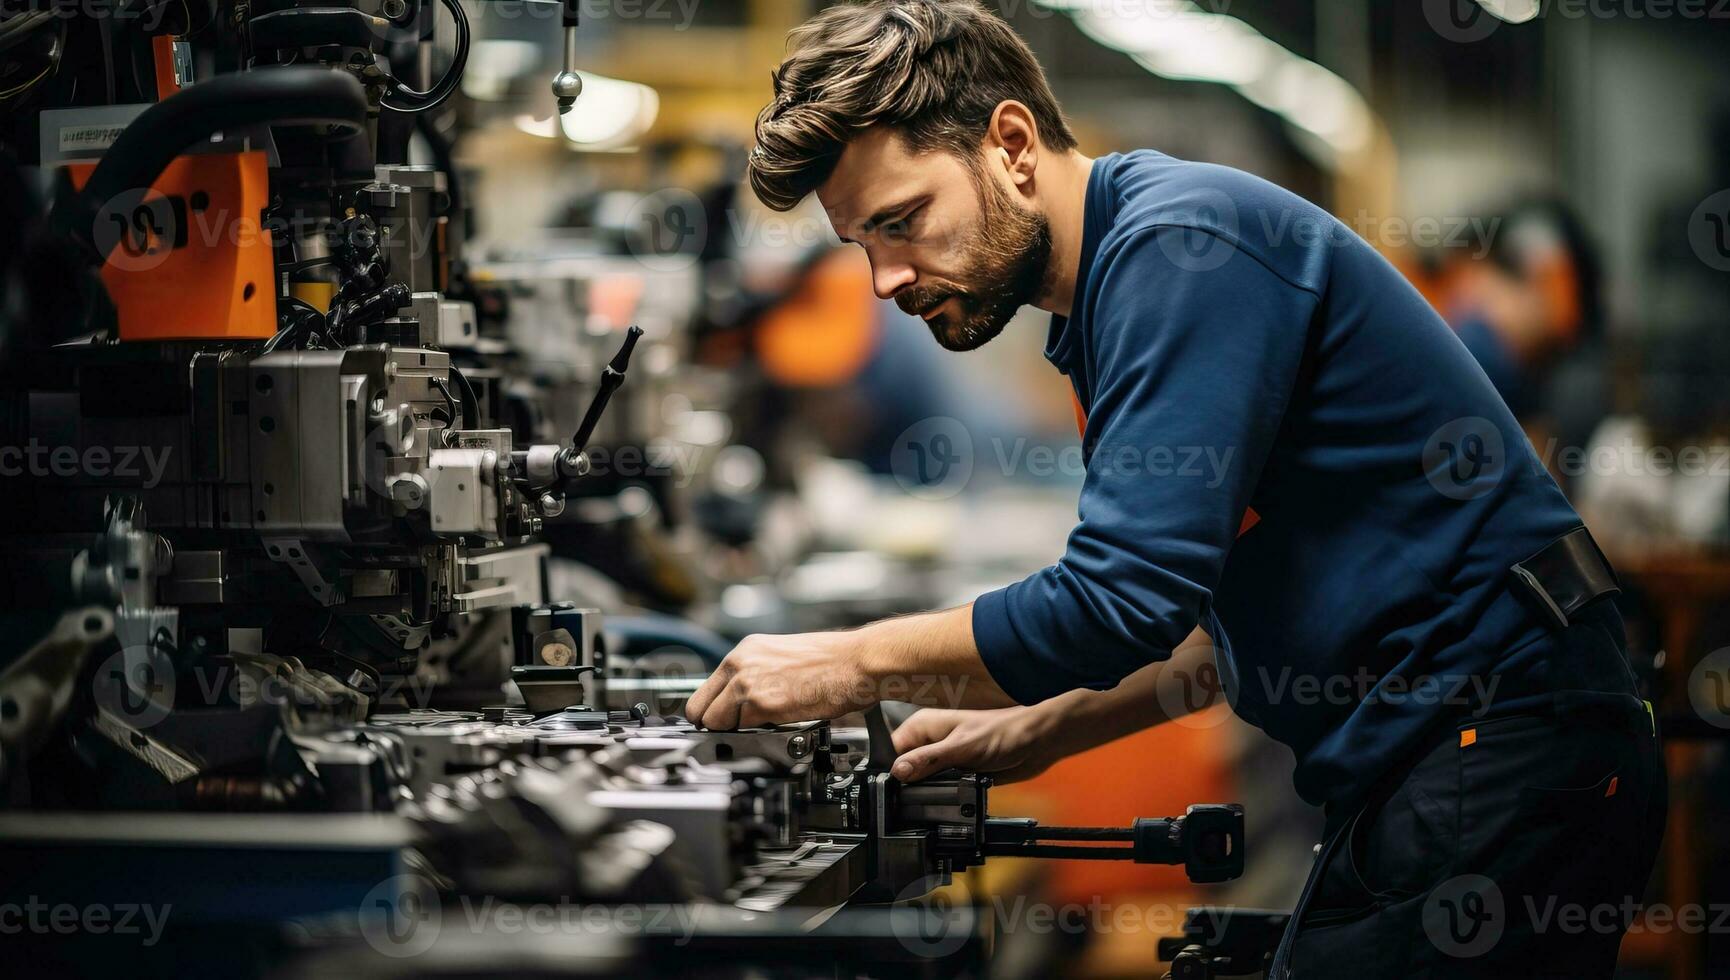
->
<box><xmin>1157</xmin><ymin>907</ymin><xmax>1293</xmax><ymax>980</ymax></box>
<box><xmin>0</xmin><ymin>5</ymin><xmax>1256</xmax><ymax>977</ymax></box>
<box><xmin>552</xmin><ymin>0</ymin><xmax>584</xmax><ymax>114</ymax></box>
<box><xmin>0</xmin><ymin>606</ymin><xmax>115</xmax><ymax>786</ymax></box>
<box><xmin>5</xmin><ymin>704</ymin><xmax>1243</xmax><ymax>930</ymax></box>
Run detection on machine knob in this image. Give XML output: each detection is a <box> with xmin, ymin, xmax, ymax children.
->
<box><xmin>552</xmin><ymin>70</ymin><xmax>583</xmax><ymax>113</ymax></box>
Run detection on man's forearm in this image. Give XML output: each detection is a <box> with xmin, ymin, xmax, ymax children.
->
<box><xmin>1029</xmin><ymin>631</ymin><xmax>1221</xmax><ymax>758</ymax></box>
<box><xmin>856</xmin><ymin>603</ymin><xmax>1020</xmax><ymax>710</ymax></box>
<box><xmin>686</xmin><ymin>605</ymin><xmax>1217</xmax><ymax>730</ymax></box>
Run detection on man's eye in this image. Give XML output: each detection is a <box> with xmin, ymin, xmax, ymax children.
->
<box><xmin>879</xmin><ymin>210</ymin><xmax>921</xmax><ymax>243</ymax></box>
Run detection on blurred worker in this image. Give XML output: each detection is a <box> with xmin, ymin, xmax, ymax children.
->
<box><xmin>1429</xmin><ymin>200</ymin><xmax>1610</xmax><ymax>487</ymax></box>
<box><xmin>685</xmin><ymin>3</ymin><xmax>1664</xmax><ymax>976</ymax></box>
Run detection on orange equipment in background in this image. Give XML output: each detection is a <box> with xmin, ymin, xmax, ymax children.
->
<box><xmin>755</xmin><ymin>250</ymin><xmax>879</xmax><ymax>388</ymax></box>
<box><xmin>63</xmin><ymin>150</ymin><xmax>277</xmax><ymax>341</ymax></box>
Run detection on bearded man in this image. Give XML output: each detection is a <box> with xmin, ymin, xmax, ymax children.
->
<box><xmin>685</xmin><ymin>3</ymin><xmax>1665</xmax><ymax>976</ymax></box>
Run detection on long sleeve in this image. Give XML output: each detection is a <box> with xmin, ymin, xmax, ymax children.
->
<box><xmin>973</xmin><ymin>226</ymin><xmax>1319</xmax><ymax>704</ymax></box>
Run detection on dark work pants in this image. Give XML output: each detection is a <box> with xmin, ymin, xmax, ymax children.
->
<box><xmin>1287</xmin><ymin>611</ymin><xmax>1668</xmax><ymax>979</ymax></box>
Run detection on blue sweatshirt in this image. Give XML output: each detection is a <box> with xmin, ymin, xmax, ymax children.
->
<box><xmin>972</xmin><ymin>151</ymin><xmax>1587</xmax><ymax>806</ymax></box>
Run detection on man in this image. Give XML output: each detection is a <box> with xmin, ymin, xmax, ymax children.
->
<box><xmin>685</xmin><ymin>2</ymin><xmax>1664</xmax><ymax>975</ymax></box>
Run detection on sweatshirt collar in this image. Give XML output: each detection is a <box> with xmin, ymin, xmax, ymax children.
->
<box><xmin>1044</xmin><ymin>153</ymin><xmax>1117</xmax><ymax>371</ymax></box>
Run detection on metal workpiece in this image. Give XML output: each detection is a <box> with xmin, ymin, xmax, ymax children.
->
<box><xmin>673</xmin><ymin>721</ymin><xmax>828</xmax><ymax>772</ymax></box>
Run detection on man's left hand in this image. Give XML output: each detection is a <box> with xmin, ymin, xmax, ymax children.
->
<box><xmin>684</xmin><ymin>631</ymin><xmax>877</xmax><ymax>730</ymax></box>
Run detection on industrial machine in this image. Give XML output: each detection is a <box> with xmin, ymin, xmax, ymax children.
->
<box><xmin>0</xmin><ymin>2</ymin><xmax>1249</xmax><ymax>976</ymax></box>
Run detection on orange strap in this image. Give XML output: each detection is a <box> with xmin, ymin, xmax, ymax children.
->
<box><xmin>1071</xmin><ymin>392</ymin><xmax>1259</xmax><ymax>536</ymax></box>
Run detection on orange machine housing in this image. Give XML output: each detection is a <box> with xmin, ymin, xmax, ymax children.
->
<box><xmin>64</xmin><ymin>150</ymin><xmax>277</xmax><ymax>341</ymax></box>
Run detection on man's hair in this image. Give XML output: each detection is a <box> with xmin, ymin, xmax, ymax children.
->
<box><xmin>748</xmin><ymin>0</ymin><xmax>1077</xmax><ymax>212</ymax></box>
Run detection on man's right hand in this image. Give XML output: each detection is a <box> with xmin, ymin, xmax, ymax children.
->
<box><xmin>889</xmin><ymin>706</ymin><xmax>1058</xmax><ymax>784</ymax></box>
<box><xmin>885</xmin><ymin>632</ymin><xmax>1225</xmax><ymax>784</ymax></box>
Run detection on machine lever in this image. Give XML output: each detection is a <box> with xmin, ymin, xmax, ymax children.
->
<box><xmin>570</xmin><ymin>325</ymin><xmax>643</xmax><ymax>457</ymax></box>
<box><xmin>863</xmin><ymin>704</ymin><xmax>897</xmax><ymax>770</ymax></box>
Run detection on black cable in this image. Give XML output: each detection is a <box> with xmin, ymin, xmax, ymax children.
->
<box><xmin>430</xmin><ymin>375</ymin><xmax>459</xmax><ymax>430</ymax></box>
<box><xmin>382</xmin><ymin>0</ymin><xmax>468</xmax><ymax>113</ymax></box>
<box><xmin>448</xmin><ymin>362</ymin><xmax>479</xmax><ymax>428</ymax></box>
<box><xmin>262</xmin><ymin>297</ymin><xmax>327</xmax><ymax>353</ymax></box>
<box><xmin>0</xmin><ymin>22</ymin><xmax>60</xmax><ymax>105</ymax></box>
<box><xmin>126</xmin><ymin>22</ymin><xmax>150</xmax><ymax>102</ymax></box>
<box><xmin>98</xmin><ymin>13</ymin><xmax>116</xmax><ymax>104</ymax></box>
<box><xmin>0</xmin><ymin>10</ymin><xmax>55</xmax><ymax>54</ymax></box>
<box><xmin>415</xmin><ymin>109</ymin><xmax>465</xmax><ymax>236</ymax></box>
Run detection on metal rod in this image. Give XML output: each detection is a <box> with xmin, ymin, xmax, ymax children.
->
<box><xmin>1013</xmin><ymin>825</ymin><xmax>1136</xmax><ymax>842</ymax></box>
<box><xmin>981</xmin><ymin>843</ymin><xmax>1143</xmax><ymax>862</ymax></box>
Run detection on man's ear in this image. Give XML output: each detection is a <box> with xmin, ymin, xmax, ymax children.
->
<box><xmin>986</xmin><ymin>101</ymin><xmax>1040</xmax><ymax>192</ymax></box>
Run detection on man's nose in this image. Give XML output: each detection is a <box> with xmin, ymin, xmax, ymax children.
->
<box><xmin>870</xmin><ymin>259</ymin><xmax>916</xmax><ymax>300</ymax></box>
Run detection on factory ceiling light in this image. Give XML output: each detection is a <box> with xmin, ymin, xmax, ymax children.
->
<box><xmin>1039</xmin><ymin>0</ymin><xmax>1377</xmax><ymax>170</ymax></box>
<box><xmin>1478</xmin><ymin>0</ymin><xmax>1542</xmax><ymax>23</ymax></box>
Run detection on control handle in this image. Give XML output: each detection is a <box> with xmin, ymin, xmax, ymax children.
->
<box><xmin>982</xmin><ymin>803</ymin><xmax>1244</xmax><ymax>883</ymax></box>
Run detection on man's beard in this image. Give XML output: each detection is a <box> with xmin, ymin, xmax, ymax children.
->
<box><xmin>895</xmin><ymin>172</ymin><xmax>1053</xmax><ymax>352</ymax></box>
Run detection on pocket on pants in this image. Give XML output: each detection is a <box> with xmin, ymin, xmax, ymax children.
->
<box><xmin>1456</xmin><ymin>713</ymin><xmax>1651</xmax><ymax>934</ymax></box>
<box><xmin>1305</xmin><ymin>736</ymin><xmax>1459</xmax><ymax>924</ymax></box>
<box><xmin>1516</xmin><ymin>769</ymin><xmax>1624</xmax><ymax>820</ymax></box>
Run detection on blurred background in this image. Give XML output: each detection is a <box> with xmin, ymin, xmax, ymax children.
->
<box><xmin>425</xmin><ymin>1</ymin><xmax>1727</xmax><ymax>976</ymax></box>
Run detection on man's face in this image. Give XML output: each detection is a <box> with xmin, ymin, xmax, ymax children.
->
<box><xmin>817</xmin><ymin>127</ymin><xmax>1052</xmax><ymax>351</ymax></box>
